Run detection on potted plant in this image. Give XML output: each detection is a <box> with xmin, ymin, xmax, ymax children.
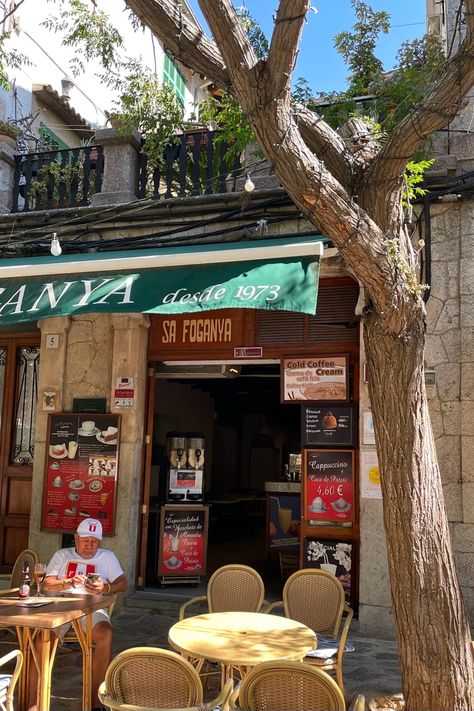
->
<box><xmin>0</xmin><ymin>119</ymin><xmax>20</xmax><ymax>148</ymax></box>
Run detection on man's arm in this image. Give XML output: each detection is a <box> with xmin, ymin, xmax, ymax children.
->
<box><xmin>85</xmin><ymin>573</ymin><xmax>127</xmax><ymax>595</ymax></box>
<box><xmin>42</xmin><ymin>573</ymin><xmax>84</xmax><ymax>593</ymax></box>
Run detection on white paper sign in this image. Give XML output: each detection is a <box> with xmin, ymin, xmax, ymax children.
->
<box><xmin>363</xmin><ymin>411</ymin><xmax>375</xmax><ymax>445</ymax></box>
<box><xmin>361</xmin><ymin>450</ymin><xmax>381</xmax><ymax>499</ymax></box>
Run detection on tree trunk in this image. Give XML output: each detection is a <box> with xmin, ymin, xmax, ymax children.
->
<box><xmin>364</xmin><ymin>308</ymin><xmax>474</xmax><ymax>711</ymax></box>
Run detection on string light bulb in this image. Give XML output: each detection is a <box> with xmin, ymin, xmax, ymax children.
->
<box><xmin>50</xmin><ymin>233</ymin><xmax>62</xmax><ymax>257</ymax></box>
<box><xmin>244</xmin><ymin>174</ymin><xmax>255</xmax><ymax>192</ymax></box>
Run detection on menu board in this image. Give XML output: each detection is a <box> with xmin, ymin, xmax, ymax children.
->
<box><xmin>42</xmin><ymin>413</ymin><xmax>120</xmax><ymax>535</ymax></box>
<box><xmin>158</xmin><ymin>506</ymin><xmax>209</xmax><ymax>578</ymax></box>
<box><xmin>303</xmin><ymin>449</ymin><xmax>354</xmax><ymax>523</ymax></box>
<box><xmin>301</xmin><ymin>405</ymin><xmax>356</xmax><ymax>447</ymax></box>
<box><xmin>281</xmin><ymin>355</ymin><xmax>349</xmax><ymax>403</ymax></box>
<box><xmin>303</xmin><ymin>538</ymin><xmax>353</xmax><ymax>603</ymax></box>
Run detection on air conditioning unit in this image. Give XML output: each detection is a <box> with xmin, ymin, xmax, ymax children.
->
<box><xmin>155</xmin><ymin>364</ymin><xmax>240</xmax><ymax>379</ymax></box>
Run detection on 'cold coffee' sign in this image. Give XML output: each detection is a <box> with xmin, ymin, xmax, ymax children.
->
<box><xmin>281</xmin><ymin>356</ymin><xmax>349</xmax><ymax>403</ymax></box>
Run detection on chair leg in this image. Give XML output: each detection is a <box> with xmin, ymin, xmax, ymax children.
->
<box><xmin>336</xmin><ymin>664</ymin><xmax>345</xmax><ymax>698</ymax></box>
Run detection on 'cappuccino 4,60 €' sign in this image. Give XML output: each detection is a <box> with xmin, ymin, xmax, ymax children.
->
<box><xmin>281</xmin><ymin>355</ymin><xmax>349</xmax><ymax>403</ymax></box>
<box><xmin>303</xmin><ymin>449</ymin><xmax>354</xmax><ymax>523</ymax></box>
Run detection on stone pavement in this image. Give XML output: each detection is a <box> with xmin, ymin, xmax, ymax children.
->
<box><xmin>0</xmin><ymin>609</ymin><xmax>403</xmax><ymax>710</ymax></box>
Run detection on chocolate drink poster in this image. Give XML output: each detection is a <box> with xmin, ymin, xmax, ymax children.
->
<box><xmin>42</xmin><ymin>413</ymin><xmax>120</xmax><ymax>535</ymax></box>
<box><xmin>159</xmin><ymin>506</ymin><xmax>209</xmax><ymax>577</ymax></box>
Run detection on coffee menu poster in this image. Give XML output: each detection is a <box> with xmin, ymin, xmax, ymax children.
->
<box><xmin>42</xmin><ymin>413</ymin><xmax>120</xmax><ymax>535</ymax></box>
<box><xmin>158</xmin><ymin>506</ymin><xmax>209</xmax><ymax>578</ymax></box>
<box><xmin>281</xmin><ymin>355</ymin><xmax>349</xmax><ymax>403</ymax></box>
<box><xmin>301</xmin><ymin>405</ymin><xmax>356</xmax><ymax>447</ymax></box>
<box><xmin>303</xmin><ymin>449</ymin><xmax>354</xmax><ymax>523</ymax></box>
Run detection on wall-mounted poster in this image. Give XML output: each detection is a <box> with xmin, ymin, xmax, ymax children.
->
<box><xmin>360</xmin><ymin>450</ymin><xmax>381</xmax><ymax>499</ymax></box>
<box><xmin>303</xmin><ymin>449</ymin><xmax>355</xmax><ymax>523</ymax></box>
<box><xmin>301</xmin><ymin>405</ymin><xmax>357</xmax><ymax>447</ymax></box>
<box><xmin>267</xmin><ymin>493</ymin><xmax>301</xmax><ymax>551</ymax></box>
<box><xmin>42</xmin><ymin>413</ymin><xmax>120</xmax><ymax>535</ymax></box>
<box><xmin>281</xmin><ymin>355</ymin><xmax>349</xmax><ymax>403</ymax></box>
<box><xmin>363</xmin><ymin>411</ymin><xmax>376</xmax><ymax>445</ymax></box>
<box><xmin>158</xmin><ymin>506</ymin><xmax>209</xmax><ymax>578</ymax></box>
<box><xmin>304</xmin><ymin>537</ymin><xmax>353</xmax><ymax>603</ymax></box>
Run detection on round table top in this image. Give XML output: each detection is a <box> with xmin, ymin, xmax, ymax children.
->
<box><xmin>168</xmin><ymin>611</ymin><xmax>316</xmax><ymax>667</ymax></box>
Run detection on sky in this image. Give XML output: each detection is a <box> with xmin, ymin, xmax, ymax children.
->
<box><xmin>188</xmin><ymin>1</ymin><xmax>427</xmax><ymax>94</ymax></box>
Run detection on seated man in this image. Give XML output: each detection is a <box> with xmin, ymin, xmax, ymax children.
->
<box><xmin>28</xmin><ymin>518</ymin><xmax>127</xmax><ymax>711</ymax></box>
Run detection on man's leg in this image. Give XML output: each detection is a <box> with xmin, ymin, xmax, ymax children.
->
<box><xmin>90</xmin><ymin>621</ymin><xmax>112</xmax><ymax>709</ymax></box>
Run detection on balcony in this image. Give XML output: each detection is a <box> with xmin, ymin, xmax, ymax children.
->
<box><xmin>11</xmin><ymin>129</ymin><xmax>243</xmax><ymax>213</ymax></box>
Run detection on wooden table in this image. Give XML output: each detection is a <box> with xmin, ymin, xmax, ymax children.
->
<box><xmin>0</xmin><ymin>593</ymin><xmax>115</xmax><ymax>711</ymax></box>
<box><xmin>168</xmin><ymin>611</ymin><xmax>316</xmax><ymax>685</ymax></box>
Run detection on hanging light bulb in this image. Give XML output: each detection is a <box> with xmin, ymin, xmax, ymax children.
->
<box><xmin>244</xmin><ymin>174</ymin><xmax>255</xmax><ymax>192</ymax></box>
<box><xmin>50</xmin><ymin>233</ymin><xmax>62</xmax><ymax>257</ymax></box>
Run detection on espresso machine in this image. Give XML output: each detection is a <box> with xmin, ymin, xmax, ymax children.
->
<box><xmin>166</xmin><ymin>431</ymin><xmax>205</xmax><ymax>503</ymax></box>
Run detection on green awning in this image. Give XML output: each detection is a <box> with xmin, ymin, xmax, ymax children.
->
<box><xmin>0</xmin><ymin>237</ymin><xmax>323</xmax><ymax>325</ymax></box>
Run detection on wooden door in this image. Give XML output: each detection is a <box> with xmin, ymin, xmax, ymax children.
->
<box><xmin>0</xmin><ymin>335</ymin><xmax>40</xmax><ymax>571</ymax></box>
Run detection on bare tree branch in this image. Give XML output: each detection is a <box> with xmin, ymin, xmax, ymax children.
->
<box><xmin>126</xmin><ymin>0</ymin><xmax>230</xmax><ymax>85</ymax></box>
<box><xmin>294</xmin><ymin>104</ymin><xmax>355</xmax><ymax>186</ymax></box>
<box><xmin>267</xmin><ymin>0</ymin><xmax>311</xmax><ymax>95</ymax></box>
<box><xmin>198</xmin><ymin>0</ymin><xmax>258</xmax><ymax>93</ymax></box>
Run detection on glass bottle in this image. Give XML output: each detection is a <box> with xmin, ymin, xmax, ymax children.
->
<box><xmin>19</xmin><ymin>560</ymin><xmax>31</xmax><ymax>599</ymax></box>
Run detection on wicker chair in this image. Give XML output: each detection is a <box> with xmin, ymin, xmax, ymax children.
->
<box><xmin>0</xmin><ymin>549</ymin><xmax>39</xmax><ymax>596</ymax></box>
<box><xmin>179</xmin><ymin>565</ymin><xmax>266</xmax><ymax>620</ymax></box>
<box><xmin>0</xmin><ymin>649</ymin><xmax>23</xmax><ymax>711</ymax></box>
<box><xmin>265</xmin><ymin>569</ymin><xmax>354</xmax><ymax>696</ymax></box>
<box><xmin>98</xmin><ymin>647</ymin><xmax>233</xmax><ymax>711</ymax></box>
<box><xmin>228</xmin><ymin>660</ymin><xmax>365</xmax><ymax>711</ymax></box>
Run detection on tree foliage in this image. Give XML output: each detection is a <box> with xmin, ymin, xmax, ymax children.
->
<box><xmin>41</xmin><ymin>0</ymin><xmax>123</xmax><ymax>76</ymax></box>
<box><xmin>334</xmin><ymin>0</ymin><xmax>389</xmax><ymax>95</ymax></box>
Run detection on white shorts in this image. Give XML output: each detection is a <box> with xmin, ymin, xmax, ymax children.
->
<box><xmin>57</xmin><ymin>608</ymin><xmax>111</xmax><ymax>642</ymax></box>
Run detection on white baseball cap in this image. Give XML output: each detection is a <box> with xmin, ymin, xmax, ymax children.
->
<box><xmin>76</xmin><ymin>518</ymin><xmax>103</xmax><ymax>540</ymax></box>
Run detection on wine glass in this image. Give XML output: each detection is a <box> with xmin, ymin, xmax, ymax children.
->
<box><xmin>34</xmin><ymin>563</ymin><xmax>46</xmax><ymax>597</ymax></box>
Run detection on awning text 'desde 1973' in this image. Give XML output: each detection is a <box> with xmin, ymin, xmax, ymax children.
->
<box><xmin>0</xmin><ymin>238</ymin><xmax>323</xmax><ymax>325</ymax></box>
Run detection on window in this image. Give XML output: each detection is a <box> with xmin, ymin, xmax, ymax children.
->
<box><xmin>38</xmin><ymin>123</ymin><xmax>70</xmax><ymax>152</ymax></box>
<box><xmin>163</xmin><ymin>54</ymin><xmax>186</xmax><ymax>106</ymax></box>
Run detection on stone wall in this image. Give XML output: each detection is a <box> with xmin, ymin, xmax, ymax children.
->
<box><xmin>428</xmin><ymin>200</ymin><xmax>474</xmax><ymax>626</ymax></box>
<box><xmin>358</xmin><ymin>197</ymin><xmax>474</xmax><ymax>637</ymax></box>
<box><xmin>29</xmin><ymin>313</ymin><xmax>149</xmax><ymax>606</ymax></box>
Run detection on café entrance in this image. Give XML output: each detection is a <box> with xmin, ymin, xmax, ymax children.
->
<box><xmin>143</xmin><ymin>361</ymin><xmax>301</xmax><ymax>591</ymax></box>
<box><xmin>137</xmin><ymin>277</ymin><xmax>361</xmax><ymax>595</ymax></box>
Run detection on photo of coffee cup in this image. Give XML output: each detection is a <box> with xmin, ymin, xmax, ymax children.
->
<box><xmin>308</xmin><ymin>496</ymin><xmax>326</xmax><ymax>513</ymax></box>
<box><xmin>330</xmin><ymin>498</ymin><xmax>352</xmax><ymax>513</ymax></box>
<box><xmin>53</xmin><ymin>476</ymin><xmax>63</xmax><ymax>488</ymax></box>
<box><xmin>81</xmin><ymin>421</ymin><xmax>95</xmax><ymax>432</ymax></box>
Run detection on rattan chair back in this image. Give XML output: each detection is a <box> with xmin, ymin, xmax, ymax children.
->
<box><xmin>237</xmin><ymin>660</ymin><xmax>346</xmax><ymax>710</ymax></box>
<box><xmin>283</xmin><ymin>569</ymin><xmax>345</xmax><ymax>637</ymax></box>
<box><xmin>102</xmin><ymin>647</ymin><xmax>203</xmax><ymax>708</ymax></box>
<box><xmin>207</xmin><ymin>564</ymin><xmax>265</xmax><ymax>613</ymax></box>
<box><xmin>10</xmin><ymin>549</ymin><xmax>38</xmax><ymax>588</ymax></box>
